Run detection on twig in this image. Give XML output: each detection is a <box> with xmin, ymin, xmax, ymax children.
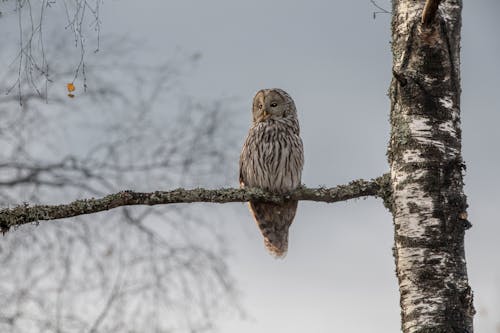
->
<box><xmin>422</xmin><ymin>0</ymin><xmax>441</xmax><ymax>26</ymax></box>
<box><xmin>370</xmin><ymin>0</ymin><xmax>390</xmax><ymax>19</ymax></box>
<box><xmin>0</xmin><ymin>174</ymin><xmax>391</xmax><ymax>231</ymax></box>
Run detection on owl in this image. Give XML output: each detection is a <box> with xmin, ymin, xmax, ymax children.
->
<box><xmin>239</xmin><ymin>88</ymin><xmax>304</xmax><ymax>257</ymax></box>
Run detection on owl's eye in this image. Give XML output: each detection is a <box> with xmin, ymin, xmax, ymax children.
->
<box><xmin>270</xmin><ymin>102</ymin><xmax>278</xmax><ymax>107</ymax></box>
<box><xmin>258</xmin><ymin>104</ymin><xmax>263</xmax><ymax>109</ymax></box>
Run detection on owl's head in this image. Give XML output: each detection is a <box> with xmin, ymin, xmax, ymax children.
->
<box><xmin>252</xmin><ymin>88</ymin><xmax>297</xmax><ymax>123</ymax></box>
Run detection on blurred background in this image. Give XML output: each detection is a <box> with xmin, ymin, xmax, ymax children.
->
<box><xmin>0</xmin><ymin>0</ymin><xmax>498</xmax><ymax>332</ymax></box>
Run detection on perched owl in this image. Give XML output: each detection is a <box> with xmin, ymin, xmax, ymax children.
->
<box><xmin>239</xmin><ymin>88</ymin><xmax>304</xmax><ymax>257</ymax></box>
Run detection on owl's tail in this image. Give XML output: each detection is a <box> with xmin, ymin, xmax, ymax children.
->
<box><xmin>248</xmin><ymin>200</ymin><xmax>298</xmax><ymax>257</ymax></box>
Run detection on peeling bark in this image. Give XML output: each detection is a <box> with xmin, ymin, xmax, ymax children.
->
<box><xmin>0</xmin><ymin>174</ymin><xmax>390</xmax><ymax>231</ymax></box>
<box><xmin>389</xmin><ymin>0</ymin><xmax>474</xmax><ymax>332</ymax></box>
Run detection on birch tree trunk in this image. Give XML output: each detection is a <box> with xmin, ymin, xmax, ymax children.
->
<box><xmin>388</xmin><ymin>0</ymin><xmax>475</xmax><ymax>332</ymax></box>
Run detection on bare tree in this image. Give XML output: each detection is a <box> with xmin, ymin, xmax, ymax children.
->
<box><xmin>1</xmin><ymin>0</ymin><xmax>476</xmax><ymax>332</ymax></box>
<box><xmin>0</xmin><ymin>26</ymin><xmax>239</xmax><ymax>333</ymax></box>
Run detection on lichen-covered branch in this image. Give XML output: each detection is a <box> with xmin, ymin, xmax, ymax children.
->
<box><xmin>0</xmin><ymin>174</ymin><xmax>390</xmax><ymax>231</ymax></box>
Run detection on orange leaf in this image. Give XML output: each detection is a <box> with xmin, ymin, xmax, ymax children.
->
<box><xmin>67</xmin><ymin>83</ymin><xmax>75</xmax><ymax>92</ymax></box>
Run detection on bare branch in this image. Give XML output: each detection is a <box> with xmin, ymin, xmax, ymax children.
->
<box><xmin>370</xmin><ymin>0</ymin><xmax>391</xmax><ymax>19</ymax></box>
<box><xmin>0</xmin><ymin>174</ymin><xmax>391</xmax><ymax>231</ymax></box>
<box><xmin>421</xmin><ymin>0</ymin><xmax>441</xmax><ymax>26</ymax></box>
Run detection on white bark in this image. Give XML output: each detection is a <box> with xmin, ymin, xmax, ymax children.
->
<box><xmin>389</xmin><ymin>0</ymin><xmax>474</xmax><ymax>332</ymax></box>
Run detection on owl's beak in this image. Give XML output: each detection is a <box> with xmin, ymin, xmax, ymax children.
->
<box><xmin>257</xmin><ymin>110</ymin><xmax>270</xmax><ymax>122</ymax></box>
<box><xmin>261</xmin><ymin>110</ymin><xmax>270</xmax><ymax>120</ymax></box>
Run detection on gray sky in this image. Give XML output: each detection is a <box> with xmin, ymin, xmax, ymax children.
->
<box><xmin>3</xmin><ymin>0</ymin><xmax>500</xmax><ymax>331</ymax></box>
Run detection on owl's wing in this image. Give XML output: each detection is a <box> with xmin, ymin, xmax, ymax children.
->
<box><xmin>238</xmin><ymin>150</ymin><xmax>246</xmax><ymax>188</ymax></box>
<box><xmin>239</xmin><ymin>133</ymin><xmax>252</xmax><ymax>188</ymax></box>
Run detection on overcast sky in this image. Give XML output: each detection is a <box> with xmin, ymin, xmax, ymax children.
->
<box><xmin>2</xmin><ymin>0</ymin><xmax>500</xmax><ymax>332</ymax></box>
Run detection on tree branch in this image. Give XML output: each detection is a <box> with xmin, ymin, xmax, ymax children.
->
<box><xmin>421</xmin><ymin>0</ymin><xmax>441</xmax><ymax>26</ymax></box>
<box><xmin>0</xmin><ymin>174</ymin><xmax>390</xmax><ymax>231</ymax></box>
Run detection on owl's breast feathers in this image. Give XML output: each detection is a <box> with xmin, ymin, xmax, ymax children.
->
<box><xmin>239</xmin><ymin>118</ymin><xmax>303</xmax><ymax>193</ymax></box>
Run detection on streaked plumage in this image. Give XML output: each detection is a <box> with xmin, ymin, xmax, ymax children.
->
<box><xmin>239</xmin><ymin>88</ymin><xmax>304</xmax><ymax>257</ymax></box>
